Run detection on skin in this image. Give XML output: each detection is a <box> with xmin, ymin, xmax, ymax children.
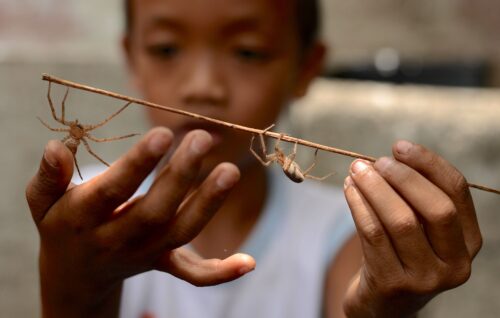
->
<box><xmin>26</xmin><ymin>0</ymin><xmax>482</xmax><ymax>317</ymax></box>
<box><xmin>339</xmin><ymin>143</ymin><xmax>482</xmax><ymax>317</ymax></box>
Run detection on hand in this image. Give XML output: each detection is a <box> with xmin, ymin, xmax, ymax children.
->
<box><xmin>26</xmin><ymin>128</ymin><xmax>255</xmax><ymax>318</ymax></box>
<box><xmin>342</xmin><ymin>140</ymin><xmax>482</xmax><ymax>318</ymax></box>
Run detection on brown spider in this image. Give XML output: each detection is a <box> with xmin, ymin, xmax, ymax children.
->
<box><xmin>37</xmin><ymin>82</ymin><xmax>139</xmax><ymax>179</ymax></box>
<box><xmin>250</xmin><ymin>124</ymin><xmax>334</xmax><ymax>183</ymax></box>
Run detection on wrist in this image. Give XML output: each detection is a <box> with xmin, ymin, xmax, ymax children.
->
<box><xmin>39</xmin><ymin>251</ymin><xmax>123</xmax><ymax>318</ymax></box>
<box><xmin>40</xmin><ymin>276</ymin><xmax>123</xmax><ymax>318</ymax></box>
<box><xmin>343</xmin><ymin>285</ymin><xmax>426</xmax><ymax>318</ymax></box>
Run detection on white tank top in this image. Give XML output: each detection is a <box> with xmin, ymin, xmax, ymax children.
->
<box><xmin>77</xmin><ymin>165</ymin><xmax>354</xmax><ymax>318</ymax></box>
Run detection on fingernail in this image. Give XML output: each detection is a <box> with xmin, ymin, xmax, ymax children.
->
<box><xmin>351</xmin><ymin>160</ymin><xmax>369</xmax><ymax>175</ymax></box>
<box><xmin>396</xmin><ymin>140</ymin><xmax>413</xmax><ymax>155</ymax></box>
<box><xmin>44</xmin><ymin>141</ymin><xmax>60</xmax><ymax>169</ymax></box>
<box><xmin>216</xmin><ymin>170</ymin><xmax>239</xmax><ymax>190</ymax></box>
<box><xmin>149</xmin><ymin>130</ymin><xmax>171</xmax><ymax>155</ymax></box>
<box><xmin>344</xmin><ymin>176</ymin><xmax>353</xmax><ymax>189</ymax></box>
<box><xmin>190</xmin><ymin>131</ymin><xmax>212</xmax><ymax>155</ymax></box>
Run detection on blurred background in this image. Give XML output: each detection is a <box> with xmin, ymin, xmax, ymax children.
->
<box><xmin>0</xmin><ymin>0</ymin><xmax>499</xmax><ymax>316</ymax></box>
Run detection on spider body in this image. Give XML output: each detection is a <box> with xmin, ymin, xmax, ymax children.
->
<box><xmin>282</xmin><ymin>159</ymin><xmax>306</xmax><ymax>183</ymax></box>
<box><xmin>69</xmin><ymin>120</ymin><xmax>85</xmax><ymax>140</ymax></box>
<box><xmin>250</xmin><ymin>125</ymin><xmax>334</xmax><ymax>183</ymax></box>
<box><xmin>38</xmin><ymin>83</ymin><xmax>139</xmax><ymax>179</ymax></box>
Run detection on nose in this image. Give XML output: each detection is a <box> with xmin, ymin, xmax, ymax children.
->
<box><xmin>180</xmin><ymin>54</ymin><xmax>227</xmax><ymax>107</ymax></box>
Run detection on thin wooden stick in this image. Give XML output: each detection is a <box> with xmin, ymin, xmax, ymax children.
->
<box><xmin>41</xmin><ymin>74</ymin><xmax>500</xmax><ymax>196</ymax></box>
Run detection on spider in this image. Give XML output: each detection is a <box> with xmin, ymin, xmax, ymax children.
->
<box><xmin>250</xmin><ymin>124</ymin><xmax>334</xmax><ymax>183</ymax></box>
<box><xmin>37</xmin><ymin>82</ymin><xmax>139</xmax><ymax>179</ymax></box>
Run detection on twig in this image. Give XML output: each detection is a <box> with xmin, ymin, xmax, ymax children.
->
<box><xmin>41</xmin><ymin>74</ymin><xmax>500</xmax><ymax>196</ymax></box>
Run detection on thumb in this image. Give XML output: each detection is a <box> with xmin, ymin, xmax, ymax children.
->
<box><xmin>26</xmin><ymin>140</ymin><xmax>74</xmax><ymax>224</ymax></box>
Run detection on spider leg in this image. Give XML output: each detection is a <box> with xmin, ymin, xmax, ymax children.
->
<box><xmin>82</xmin><ymin>138</ymin><xmax>110</xmax><ymax>167</ymax></box>
<box><xmin>304</xmin><ymin>172</ymin><xmax>335</xmax><ymax>181</ymax></box>
<box><xmin>250</xmin><ymin>134</ymin><xmax>273</xmax><ymax>166</ymax></box>
<box><xmin>61</xmin><ymin>87</ymin><xmax>69</xmax><ymax>124</ymax></box>
<box><xmin>258</xmin><ymin>124</ymin><xmax>275</xmax><ymax>157</ymax></box>
<box><xmin>273</xmin><ymin>133</ymin><xmax>284</xmax><ymax>152</ymax></box>
<box><xmin>302</xmin><ymin>148</ymin><xmax>319</xmax><ymax>175</ymax></box>
<box><xmin>46</xmin><ymin>82</ymin><xmax>65</xmax><ymax>125</ymax></box>
<box><xmin>73</xmin><ymin>153</ymin><xmax>83</xmax><ymax>180</ymax></box>
<box><xmin>37</xmin><ymin>116</ymin><xmax>70</xmax><ymax>132</ymax></box>
<box><xmin>85</xmin><ymin>102</ymin><xmax>132</xmax><ymax>131</ymax></box>
<box><xmin>85</xmin><ymin>132</ymin><xmax>140</xmax><ymax>142</ymax></box>
<box><xmin>287</xmin><ymin>141</ymin><xmax>298</xmax><ymax>162</ymax></box>
<box><xmin>303</xmin><ymin>149</ymin><xmax>335</xmax><ymax>181</ymax></box>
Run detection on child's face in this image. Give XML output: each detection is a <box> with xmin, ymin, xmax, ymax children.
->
<box><xmin>125</xmin><ymin>0</ymin><xmax>323</xmax><ymax>174</ymax></box>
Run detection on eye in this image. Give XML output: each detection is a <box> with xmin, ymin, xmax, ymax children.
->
<box><xmin>235</xmin><ymin>48</ymin><xmax>269</xmax><ymax>62</ymax></box>
<box><xmin>146</xmin><ymin>44</ymin><xmax>179</xmax><ymax>58</ymax></box>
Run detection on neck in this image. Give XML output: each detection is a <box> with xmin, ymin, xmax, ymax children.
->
<box><xmin>191</xmin><ymin>162</ymin><xmax>268</xmax><ymax>259</ymax></box>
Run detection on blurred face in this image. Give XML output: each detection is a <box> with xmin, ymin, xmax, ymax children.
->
<box><xmin>125</xmin><ymin>0</ymin><xmax>321</xmax><ymax>175</ymax></box>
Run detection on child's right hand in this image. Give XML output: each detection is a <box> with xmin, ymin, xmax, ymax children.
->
<box><xmin>26</xmin><ymin>127</ymin><xmax>255</xmax><ymax>318</ymax></box>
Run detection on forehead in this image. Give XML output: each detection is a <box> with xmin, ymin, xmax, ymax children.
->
<box><xmin>131</xmin><ymin>0</ymin><xmax>296</xmax><ymax>34</ymax></box>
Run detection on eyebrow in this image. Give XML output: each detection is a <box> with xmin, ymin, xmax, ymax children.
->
<box><xmin>145</xmin><ymin>16</ymin><xmax>186</xmax><ymax>33</ymax></box>
<box><xmin>220</xmin><ymin>16</ymin><xmax>276</xmax><ymax>40</ymax></box>
<box><xmin>144</xmin><ymin>14</ymin><xmax>275</xmax><ymax>40</ymax></box>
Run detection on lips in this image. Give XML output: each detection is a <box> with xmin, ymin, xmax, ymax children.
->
<box><xmin>174</xmin><ymin>120</ymin><xmax>227</xmax><ymax>146</ymax></box>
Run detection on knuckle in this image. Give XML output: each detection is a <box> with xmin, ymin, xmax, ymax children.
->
<box><xmin>450</xmin><ymin>173</ymin><xmax>469</xmax><ymax>196</ymax></box>
<box><xmin>406</xmin><ymin>269</ymin><xmax>443</xmax><ymax>295</ymax></box>
<box><xmin>390</xmin><ymin>216</ymin><xmax>419</xmax><ymax>236</ymax></box>
<box><xmin>25</xmin><ymin>182</ymin><xmax>37</xmax><ymax>210</ymax></box>
<box><xmin>377</xmin><ymin>277</ymin><xmax>408</xmax><ymax>298</ymax></box>
<box><xmin>360</xmin><ymin>223</ymin><xmax>387</xmax><ymax>247</ymax></box>
<box><xmin>469</xmin><ymin>234</ymin><xmax>483</xmax><ymax>258</ymax></box>
<box><xmin>94</xmin><ymin>183</ymin><xmax>127</xmax><ymax>205</ymax></box>
<box><xmin>417</xmin><ymin>276</ymin><xmax>442</xmax><ymax>295</ymax></box>
<box><xmin>451</xmin><ymin>261</ymin><xmax>472</xmax><ymax>287</ymax></box>
<box><xmin>431</xmin><ymin>201</ymin><xmax>458</xmax><ymax>227</ymax></box>
<box><xmin>435</xmin><ymin>260</ymin><xmax>472</xmax><ymax>290</ymax></box>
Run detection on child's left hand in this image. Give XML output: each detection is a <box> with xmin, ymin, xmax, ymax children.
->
<box><xmin>343</xmin><ymin>140</ymin><xmax>482</xmax><ymax>317</ymax></box>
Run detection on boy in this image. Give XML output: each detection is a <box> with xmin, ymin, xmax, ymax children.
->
<box><xmin>26</xmin><ymin>0</ymin><xmax>482</xmax><ymax>317</ymax></box>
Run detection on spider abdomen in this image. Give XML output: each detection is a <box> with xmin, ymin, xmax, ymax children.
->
<box><xmin>64</xmin><ymin>138</ymin><xmax>80</xmax><ymax>155</ymax></box>
<box><xmin>283</xmin><ymin>160</ymin><xmax>305</xmax><ymax>183</ymax></box>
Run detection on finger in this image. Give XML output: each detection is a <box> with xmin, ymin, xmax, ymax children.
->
<box><xmin>155</xmin><ymin>247</ymin><xmax>255</xmax><ymax>286</ymax></box>
<box><xmin>374</xmin><ymin>157</ymin><xmax>468</xmax><ymax>262</ymax></box>
<box><xmin>344</xmin><ymin>176</ymin><xmax>402</xmax><ymax>276</ymax></box>
<box><xmin>26</xmin><ymin>140</ymin><xmax>74</xmax><ymax>224</ymax></box>
<box><xmin>79</xmin><ymin>127</ymin><xmax>173</xmax><ymax>225</ymax></box>
<box><xmin>163</xmin><ymin>163</ymin><xmax>240</xmax><ymax>249</ymax></box>
<box><xmin>114</xmin><ymin>130</ymin><xmax>213</xmax><ymax>237</ymax></box>
<box><xmin>393</xmin><ymin>141</ymin><xmax>482</xmax><ymax>258</ymax></box>
<box><xmin>350</xmin><ymin>160</ymin><xmax>437</xmax><ymax>269</ymax></box>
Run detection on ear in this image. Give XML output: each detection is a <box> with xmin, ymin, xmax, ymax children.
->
<box><xmin>293</xmin><ymin>42</ymin><xmax>327</xmax><ymax>98</ymax></box>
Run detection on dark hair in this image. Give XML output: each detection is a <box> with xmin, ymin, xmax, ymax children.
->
<box><xmin>124</xmin><ymin>0</ymin><xmax>320</xmax><ymax>50</ymax></box>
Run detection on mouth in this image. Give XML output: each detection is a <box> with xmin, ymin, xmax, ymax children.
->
<box><xmin>174</xmin><ymin>120</ymin><xmax>227</xmax><ymax>147</ymax></box>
